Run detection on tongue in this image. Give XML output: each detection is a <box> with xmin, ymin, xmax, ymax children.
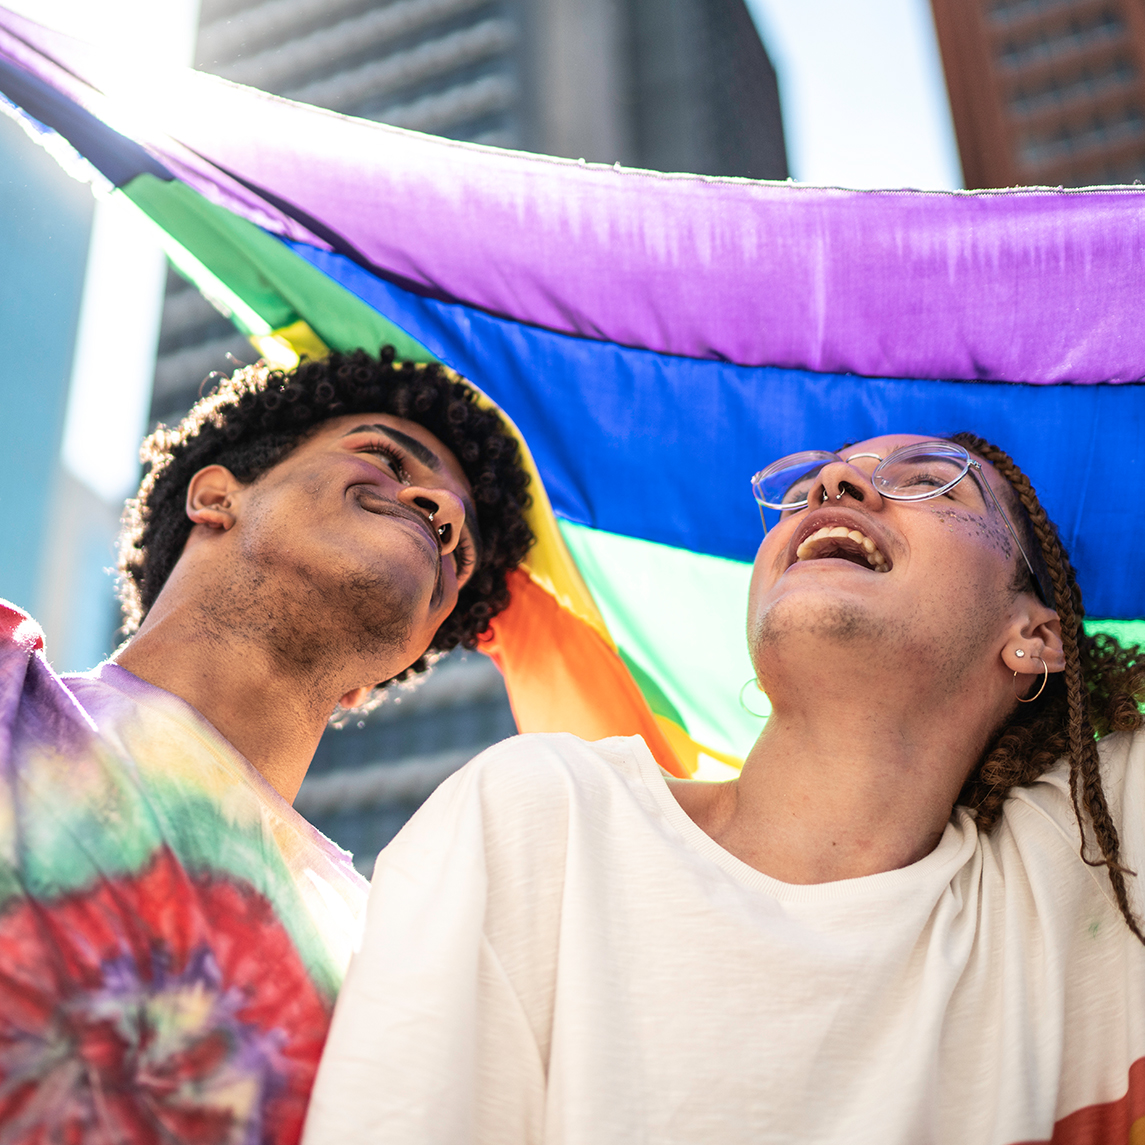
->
<box><xmin>800</xmin><ymin>538</ymin><xmax>873</xmax><ymax>569</ymax></box>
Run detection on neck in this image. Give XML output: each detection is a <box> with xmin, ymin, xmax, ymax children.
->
<box><xmin>674</xmin><ymin>661</ymin><xmax>1001</xmax><ymax>884</ymax></box>
<box><xmin>114</xmin><ymin>585</ymin><xmax>361</xmax><ymax>803</ymax></box>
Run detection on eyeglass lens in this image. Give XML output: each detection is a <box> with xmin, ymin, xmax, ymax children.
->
<box><xmin>753</xmin><ymin>443</ymin><xmax>970</xmax><ymax>512</ymax></box>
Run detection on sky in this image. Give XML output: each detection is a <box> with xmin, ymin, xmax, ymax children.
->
<box><xmin>746</xmin><ymin>0</ymin><xmax>963</xmax><ymax>190</ymax></box>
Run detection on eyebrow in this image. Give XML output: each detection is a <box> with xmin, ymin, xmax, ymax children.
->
<box><xmin>343</xmin><ymin>423</ymin><xmax>484</xmax><ymax>561</ymax></box>
<box><xmin>343</xmin><ymin>423</ymin><xmax>442</xmax><ymax>471</ymax></box>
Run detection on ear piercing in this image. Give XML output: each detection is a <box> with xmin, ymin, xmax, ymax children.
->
<box><xmin>1012</xmin><ymin>654</ymin><xmax>1049</xmax><ymax>702</ymax></box>
<box><xmin>1015</xmin><ymin>648</ymin><xmax>1025</xmax><ymax>658</ymax></box>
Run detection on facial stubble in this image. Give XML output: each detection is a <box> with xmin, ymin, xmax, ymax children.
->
<box><xmin>213</xmin><ymin>503</ymin><xmax>426</xmax><ymax>689</ymax></box>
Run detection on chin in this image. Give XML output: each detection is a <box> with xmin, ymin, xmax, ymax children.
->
<box><xmin>749</xmin><ymin>590</ymin><xmax>885</xmax><ymax>666</ymax></box>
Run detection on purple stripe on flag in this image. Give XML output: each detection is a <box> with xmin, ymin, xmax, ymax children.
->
<box><xmin>3</xmin><ymin>4</ymin><xmax>1145</xmax><ymax>383</ymax></box>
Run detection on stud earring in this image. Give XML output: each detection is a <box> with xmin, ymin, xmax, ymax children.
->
<box><xmin>1015</xmin><ymin>649</ymin><xmax>1025</xmax><ymax>659</ymax></box>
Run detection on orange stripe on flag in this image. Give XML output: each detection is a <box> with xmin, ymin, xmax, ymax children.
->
<box><xmin>481</xmin><ymin>570</ymin><xmax>688</xmax><ymax>778</ymax></box>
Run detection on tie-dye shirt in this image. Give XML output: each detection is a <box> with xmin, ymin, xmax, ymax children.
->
<box><xmin>0</xmin><ymin>601</ymin><xmax>368</xmax><ymax>1144</ymax></box>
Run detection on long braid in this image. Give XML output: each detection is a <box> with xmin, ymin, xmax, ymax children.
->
<box><xmin>952</xmin><ymin>434</ymin><xmax>1145</xmax><ymax>945</ymax></box>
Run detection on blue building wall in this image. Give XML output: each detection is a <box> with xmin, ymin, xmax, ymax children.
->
<box><xmin>0</xmin><ymin>112</ymin><xmax>92</xmax><ymax>618</ymax></box>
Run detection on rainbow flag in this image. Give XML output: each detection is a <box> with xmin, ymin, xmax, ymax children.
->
<box><xmin>1</xmin><ymin>6</ymin><xmax>1143</xmax><ymax>779</ymax></box>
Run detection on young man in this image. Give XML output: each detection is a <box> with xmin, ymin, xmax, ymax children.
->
<box><xmin>0</xmin><ymin>348</ymin><xmax>533</xmax><ymax>1142</ymax></box>
<box><xmin>305</xmin><ymin>433</ymin><xmax>1145</xmax><ymax>1145</ymax></box>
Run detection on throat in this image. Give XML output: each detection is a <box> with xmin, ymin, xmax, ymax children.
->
<box><xmin>714</xmin><ymin>703</ymin><xmax>974</xmax><ymax>884</ymax></box>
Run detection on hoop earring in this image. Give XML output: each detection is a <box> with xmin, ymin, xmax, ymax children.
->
<box><xmin>1013</xmin><ymin>656</ymin><xmax>1049</xmax><ymax>703</ymax></box>
<box><xmin>739</xmin><ymin>679</ymin><xmax>769</xmax><ymax>718</ymax></box>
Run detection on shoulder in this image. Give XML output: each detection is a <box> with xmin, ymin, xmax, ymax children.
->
<box><xmin>0</xmin><ymin>600</ymin><xmax>43</xmax><ymax>656</ymax></box>
<box><xmin>384</xmin><ymin>732</ymin><xmax>657</xmax><ymax>864</ymax></box>
<box><xmin>1008</xmin><ymin>727</ymin><xmax>1145</xmax><ymax>824</ymax></box>
<box><xmin>1002</xmin><ymin>728</ymin><xmax>1145</xmax><ymax>902</ymax></box>
<box><xmin>455</xmin><ymin>731</ymin><xmax>652</xmax><ymax>804</ymax></box>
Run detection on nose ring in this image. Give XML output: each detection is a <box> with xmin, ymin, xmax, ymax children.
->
<box><xmin>834</xmin><ymin>489</ymin><xmax>845</xmax><ymax>500</ymax></box>
<box><xmin>427</xmin><ymin>511</ymin><xmax>435</xmax><ymax>523</ymax></box>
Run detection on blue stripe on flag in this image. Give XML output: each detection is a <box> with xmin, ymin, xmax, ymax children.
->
<box><xmin>286</xmin><ymin>239</ymin><xmax>1145</xmax><ymax>620</ymax></box>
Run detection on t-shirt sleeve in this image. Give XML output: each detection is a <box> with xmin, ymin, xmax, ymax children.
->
<box><xmin>302</xmin><ymin>745</ymin><xmax>550</xmax><ymax>1145</ymax></box>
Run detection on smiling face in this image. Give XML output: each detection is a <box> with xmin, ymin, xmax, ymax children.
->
<box><xmin>747</xmin><ymin>434</ymin><xmax>1034</xmax><ymax>695</ymax></box>
<box><xmin>192</xmin><ymin>412</ymin><xmax>481</xmax><ymax>685</ymax></box>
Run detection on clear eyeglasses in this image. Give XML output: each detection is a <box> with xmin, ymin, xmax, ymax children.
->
<box><xmin>750</xmin><ymin>439</ymin><xmax>1050</xmax><ymax>604</ymax></box>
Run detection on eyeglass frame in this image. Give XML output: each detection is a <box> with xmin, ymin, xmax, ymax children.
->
<box><xmin>750</xmin><ymin>440</ymin><xmax>1051</xmax><ymax>606</ymax></box>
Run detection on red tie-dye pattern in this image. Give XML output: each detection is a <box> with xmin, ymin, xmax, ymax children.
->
<box><xmin>0</xmin><ymin>847</ymin><xmax>331</xmax><ymax>1144</ymax></box>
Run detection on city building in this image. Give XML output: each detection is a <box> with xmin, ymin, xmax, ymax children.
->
<box><xmin>930</xmin><ymin>0</ymin><xmax>1145</xmax><ymax>188</ymax></box>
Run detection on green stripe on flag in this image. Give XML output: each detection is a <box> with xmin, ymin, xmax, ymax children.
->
<box><xmin>1084</xmin><ymin>618</ymin><xmax>1145</xmax><ymax>647</ymax></box>
<box><xmin>558</xmin><ymin>520</ymin><xmax>764</xmax><ymax>760</ymax></box>
<box><xmin>559</xmin><ymin>521</ymin><xmax>1145</xmax><ymax>760</ymax></box>
<box><xmin>122</xmin><ymin>174</ymin><xmax>435</xmax><ymax>362</ymax></box>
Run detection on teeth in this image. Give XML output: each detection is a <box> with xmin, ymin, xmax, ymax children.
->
<box><xmin>795</xmin><ymin>525</ymin><xmax>889</xmax><ymax>572</ymax></box>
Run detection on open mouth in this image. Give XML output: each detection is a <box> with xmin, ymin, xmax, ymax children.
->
<box><xmin>794</xmin><ymin>525</ymin><xmax>890</xmax><ymax>572</ymax></box>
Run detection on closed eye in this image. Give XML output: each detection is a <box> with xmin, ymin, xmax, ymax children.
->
<box><xmin>356</xmin><ymin>439</ymin><xmax>410</xmax><ymax>484</ymax></box>
<box><xmin>454</xmin><ymin>535</ymin><xmax>476</xmax><ymax>580</ymax></box>
<box><xmin>901</xmin><ymin>472</ymin><xmax>948</xmax><ymax>490</ymax></box>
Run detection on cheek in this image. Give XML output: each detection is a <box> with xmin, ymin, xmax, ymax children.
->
<box><xmin>919</xmin><ymin>511</ymin><xmax>1015</xmax><ymax>603</ymax></box>
<box><xmin>927</xmin><ymin>508</ymin><xmax>1013</xmax><ymax>558</ymax></box>
<box><xmin>747</xmin><ymin>540</ymin><xmax>776</xmax><ymax>606</ymax></box>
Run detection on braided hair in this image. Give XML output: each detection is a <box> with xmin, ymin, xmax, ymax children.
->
<box><xmin>950</xmin><ymin>433</ymin><xmax>1145</xmax><ymax>943</ymax></box>
<box><xmin>118</xmin><ymin>348</ymin><xmax>534</xmax><ymax>691</ymax></box>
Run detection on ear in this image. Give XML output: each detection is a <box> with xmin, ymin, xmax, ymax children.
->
<box><xmin>1000</xmin><ymin>597</ymin><xmax>1065</xmax><ymax>675</ymax></box>
<box><xmin>186</xmin><ymin>466</ymin><xmax>244</xmax><ymax>531</ymax></box>
<box><xmin>338</xmin><ymin>686</ymin><xmax>374</xmax><ymax>710</ymax></box>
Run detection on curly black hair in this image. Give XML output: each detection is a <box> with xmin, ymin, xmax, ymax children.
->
<box><xmin>118</xmin><ymin>347</ymin><xmax>534</xmax><ymax>690</ymax></box>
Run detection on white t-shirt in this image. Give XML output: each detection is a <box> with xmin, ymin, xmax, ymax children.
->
<box><xmin>304</xmin><ymin>730</ymin><xmax>1145</xmax><ymax>1145</ymax></box>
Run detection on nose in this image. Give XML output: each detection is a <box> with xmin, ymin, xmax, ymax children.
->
<box><xmin>397</xmin><ymin>484</ymin><xmax>466</xmax><ymax>556</ymax></box>
<box><xmin>810</xmin><ymin>459</ymin><xmax>884</xmax><ymax>510</ymax></box>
